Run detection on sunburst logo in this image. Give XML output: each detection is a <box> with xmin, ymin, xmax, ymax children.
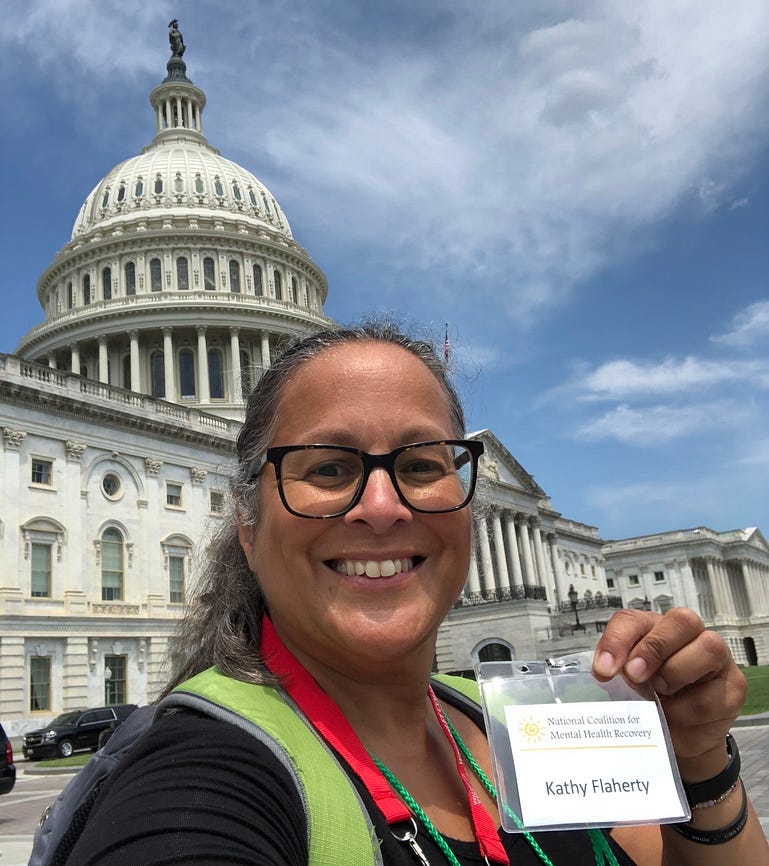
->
<box><xmin>519</xmin><ymin>715</ymin><xmax>545</xmax><ymax>744</ymax></box>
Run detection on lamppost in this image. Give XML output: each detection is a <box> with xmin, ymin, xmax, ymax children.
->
<box><xmin>567</xmin><ymin>584</ymin><xmax>585</xmax><ymax>632</ymax></box>
<box><xmin>643</xmin><ymin>596</ymin><xmax>652</xmax><ymax>612</ymax></box>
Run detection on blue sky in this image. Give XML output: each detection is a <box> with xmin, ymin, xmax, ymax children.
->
<box><xmin>3</xmin><ymin>0</ymin><xmax>769</xmax><ymax>539</ymax></box>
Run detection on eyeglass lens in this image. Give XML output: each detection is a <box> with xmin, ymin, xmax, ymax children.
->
<box><xmin>278</xmin><ymin>443</ymin><xmax>474</xmax><ymax>516</ymax></box>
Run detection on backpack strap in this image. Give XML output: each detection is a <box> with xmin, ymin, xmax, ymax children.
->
<box><xmin>166</xmin><ymin>667</ymin><xmax>383</xmax><ymax>866</ymax></box>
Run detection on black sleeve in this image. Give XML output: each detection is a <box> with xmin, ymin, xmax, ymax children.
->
<box><xmin>64</xmin><ymin>709</ymin><xmax>309</xmax><ymax>866</ymax></box>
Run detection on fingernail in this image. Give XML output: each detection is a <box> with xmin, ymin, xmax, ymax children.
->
<box><xmin>594</xmin><ymin>651</ymin><xmax>615</xmax><ymax>677</ymax></box>
<box><xmin>625</xmin><ymin>657</ymin><xmax>648</xmax><ymax>682</ymax></box>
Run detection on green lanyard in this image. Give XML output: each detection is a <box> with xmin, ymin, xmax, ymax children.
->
<box><xmin>371</xmin><ymin>715</ymin><xmax>621</xmax><ymax>866</ymax></box>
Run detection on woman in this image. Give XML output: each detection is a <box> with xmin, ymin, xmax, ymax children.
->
<box><xmin>66</xmin><ymin>321</ymin><xmax>768</xmax><ymax>865</ymax></box>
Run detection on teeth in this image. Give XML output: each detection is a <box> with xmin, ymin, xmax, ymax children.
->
<box><xmin>335</xmin><ymin>558</ymin><xmax>413</xmax><ymax>578</ymax></box>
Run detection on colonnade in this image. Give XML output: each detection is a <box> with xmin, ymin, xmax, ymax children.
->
<box><xmin>695</xmin><ymin>555</ymin><xmax>769</xmax><ymax>621</ymax></box>
<box><xmin>58</xmin><ymin>326</ymin><xmax>275</xmax><ymax>403</ymax></box>
<box><xmin>463</xmin><ymin>509</ymin><xmax>562</xmax><ymax>603</ymax></box>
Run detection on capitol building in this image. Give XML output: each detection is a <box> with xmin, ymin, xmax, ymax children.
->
<box><xmin>2</xmin><ymin>25</ymin><xmax>768</xmax><ymax>736</ymax></box>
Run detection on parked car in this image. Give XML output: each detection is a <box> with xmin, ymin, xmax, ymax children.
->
<box><xmin>22</xmin><ymin>704</ymin><xmax>138</xmax><ymax>759</ymax></box>
<box><xmin>1</xmin><ymin>722</ymin><xmax>16</xmax><ymax>794</ymax></box>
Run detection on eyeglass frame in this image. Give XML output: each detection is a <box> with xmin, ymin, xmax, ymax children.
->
<box><xmin>250</xmin><ymin>439</ymin><xmax>485</xmax><ymax>519</ymax></box>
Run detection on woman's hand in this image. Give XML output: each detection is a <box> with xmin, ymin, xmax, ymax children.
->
<box><xmin>592</xmin><ymin>607</ymin><xmax>746</xmax><ymax>779</ymax></box>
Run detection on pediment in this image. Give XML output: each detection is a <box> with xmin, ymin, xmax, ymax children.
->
<box><xmin>744</xmin><ymin>527</ymin><xmax>769</xmax><ymax>553</ymax></box>
<box><xmin>469</xmin><ymin>429</ymin><xmax>546</xmax><ymax>498</ymax></box>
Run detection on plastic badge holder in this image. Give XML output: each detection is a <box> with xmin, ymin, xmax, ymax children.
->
<box><xmin>475</xmin><ymin>653</ymin><xmax>691</xmax><ymax>833</ymax></box>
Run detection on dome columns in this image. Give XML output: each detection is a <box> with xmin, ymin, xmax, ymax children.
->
<box><xmin>162</xmin><ymin>328</ymin><xmax>175</xmax><ymax>400</ymax></box>
<box><xmin>196</xmin><ymin>326</ymin><xmax>210</xmax><ymax>403</ymax></box>
<box><xmin>229</xmin><ymin>328</ymin><xmax>241</xmax><ymax>400</ymax></box>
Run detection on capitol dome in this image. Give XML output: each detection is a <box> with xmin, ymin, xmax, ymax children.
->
<box><xmin>17</xmin><ymin>34</ymin><xmax>330</xmax><ymax>421</ymax></box>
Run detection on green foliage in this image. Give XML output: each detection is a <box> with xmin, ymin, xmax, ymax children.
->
<box><xmin>741</xmin><ymin>665</ymin><xmax>769</xmax><ymax>716</ymax></box>
<box><xmin>34</xmin><ymin>753</ymin><xmax>90</xmax><ymax>769</ymax></box>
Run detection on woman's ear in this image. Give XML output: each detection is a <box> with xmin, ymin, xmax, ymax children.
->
<box><xmin>237</xmin><ymin>521</ymin><xmax>256</xmax><ymax>568</ymax></box>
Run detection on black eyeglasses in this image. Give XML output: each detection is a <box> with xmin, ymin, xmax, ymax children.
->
<box><xmin>251</xmin><ymin>439</ymin><xmax>484</xmax><ymax>519</ymax></box>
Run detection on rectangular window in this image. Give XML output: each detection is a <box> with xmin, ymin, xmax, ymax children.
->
<box><xmin>210</xmin><ymin>491</ymin><xmax>225</xmax><ymax>514</ymax></box>
<box><xmin>31</xmin><ymin>543</ymin><xmax>51</xmax><ymax>597</ymax></box>
<box><xmin>169</xmin><ymin>555</ymin><xmax>185</xmax><ymax>604</ymax></box>
<box><xmin>606</xmin><ymin>577</ymin><xmax>615</xmax><ymax>590</ymax></box>
<box><xmin>166</xmin><ymin>482</ymin><xmax>183</xmax><ymax>507</ymax></box>
<box><xmin>104</xmin><ymin>655</ymin><xmax>127</xmax><ymax>705</ymax></box>
<box><xmin>30</xmin><ymin>656</ymin><xmax>51</xmax><ymax>711</ymax></box>
<box><xmin>654</xmin><ymin>570</ymin><xmax>665</xmax><ymax>582</ymax></box>
<box><xmin>31</xmin><ymin>459</ymin><xmax>53</xmax><ymax>486</ymax></box>
<box><xmin>628</xmin><ymin>574</ymin><xmax>640</xmax><ymax>587</ymax></box>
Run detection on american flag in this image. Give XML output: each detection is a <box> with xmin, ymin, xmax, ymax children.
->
<box><xmin>443</xmin><ymin>323</ymin><xmax>450</xmax><ymax>367</ymax></box>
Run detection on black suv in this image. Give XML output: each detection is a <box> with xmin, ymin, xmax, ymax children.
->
<box><xmin>1</xmin><ymin>722</ymin><xmax>16</xmax><ymax>794</ymax></box>
<box><xmin>22</xmin><ymin>704</ymin><xmax>137</xmax><ymax>759</ymax></box>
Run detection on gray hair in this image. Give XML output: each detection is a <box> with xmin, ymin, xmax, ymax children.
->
<box><xmin>161</xmin><ymin>319</ymin><xmax>467</xmax><ymax>694</ymax></box>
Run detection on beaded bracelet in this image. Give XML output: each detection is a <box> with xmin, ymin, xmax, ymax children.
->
<box><xmin>691</xmin><ymin>779</ymin><xmax>739</xmax><ymax>811</ymax></box>
<box><xmin>669</xmin><ymin>779</ymin><xmax>749</xmax><ymax>845</ymax></box>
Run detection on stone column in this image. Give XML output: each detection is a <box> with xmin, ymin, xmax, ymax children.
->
<box><xmin>517</xmin><ymin>515</ymin><xmax>536</xmax><ymax>586</ymax></box>
<box><xmin>129</xmin><ymin>331</ymin><xmax>140</xmax><ymax>392</ymax></box>
<box><xmin>230</xmin><ymin>328</ymin><xmax>242</xmax><ymax>401</ymax></box>
<box><xmin>531</xmin><ymin>518</ymin><xmax>548</xmax><ymax>587</ymax></box>
<box><xmin>491</xmin><ymin>511</ymin><xmax>510</xmax><ymax>592</ymax></box>
<box><xmin>705</xmin><ymin>557</ymin><xmax>731</xmax><ymax>620</ymax></box>
<box><xmin>503</xmin><ymin>511</ymin><xmax>523</xmax><ymax>587</ymax></box>
<box><xmin>196</xmin><ymin>326</ymin><xmax>210</xmax><ymax>403</ymax></box>
<box><xmin>741</xmin><ymin>560</ymin><xmax>762</xmax><ymax>617</ymax></box>
<box><xmin>70</xmin><ymin>344</ymin><xmax>80</xmax><ymax>374</ymax></box>
<box><xmin>465</xmin><ymin>548</ymin><xmax>481</xmax><ymax>596</ymax></box>
<box><xmin>476</xmin><ymin>516</ymin><xmax>495</xmax><ymax>595</ymax></box>
<box><xmin>261</xmin><ymin>331</ymin><xmax>271</xmax><ymax>369</ymax></box>
<box><xmin>548</xmin><ymin>534</ymin><xmax>565</xmax><ymax>605</ymax></box>
<box><xmin>717</xmin><ymin>559</ymin><xmax>738</xmax><ymax>618</ymax></box>
<box><xmin>162</xmin><ymin>328</ymin><xmax>175</xmax><ymax>400</ymax></box>
<box><xmin>98</xmin><ymin>337</ymin><xmax>109</xmax><ymax>384</ymax></box>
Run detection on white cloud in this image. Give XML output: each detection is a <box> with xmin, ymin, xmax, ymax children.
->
<box><xmin>574</xmin><ymin>402</ymin><xmax>738</xmax><ymax>445</ymax></box>
<box><xmin>4</xmin><ymin>1</ymin><xmax>769</xmax><ymax>325</ymax></box>
<box><xmin>712</xmin><ymin>300</ymin><xmax>769</xmax><ymax>348</ymax></box>
<box><xmin>575</xmin><ymin>356</ymin><xmax>769</xmax><ymax>399</ymax></box>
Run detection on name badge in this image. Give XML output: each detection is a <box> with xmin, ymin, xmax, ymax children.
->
<box><xmin>476</xmin><ymin>656</ymin><xmax>690</xmax><ymax>833</ymax></box>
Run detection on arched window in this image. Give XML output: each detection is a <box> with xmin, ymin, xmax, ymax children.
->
<box><xmin>290</xmin><ymin>276</ymin><xmax>298</xmax><ymax>303</ymax></box>
<box><xmin>478</xmin><ymin>643</ymin><xmax>512</xmax><ymax>662</ymax></box>
<box><xmin>229</xmin><ymin>259</ymin><xmax>240</xmax><ymax>293</ymax></box>
<box><xmin>174</xmin><ymin>172</ymin><xmax>184</xmax><ymax>194</ymax></box>
<box><xmin>67</xmin><ymin>282</ymin><xmax>74</xmax><ymax>308</ymax></box>
<box><xmin>194</xmin><ymin>173</ymin><xmax>204</xmax><ymax>195</ymax></box>
<box><xmin>101</xmin><ymin>527</ymin><xmax>124</xmax><ymax>601</ymax></box>
<box><xmin>273</xmin><ymin>270</ymin><xmax>282</xmax><ymax>300</ymax></box>
<box><xmin>83</xmin><ymin>274</ymin><xmax>91</xmax><ymax>305</ymax></box>
<box><xmin>102</xmin><ymin>267</ymin><xmax>112</xmax><ymax>300</ymax></box>
<box><xmin>134</xmin><ymin>177</ymin><xmax>144</xmax><ymax>198</ymax></box>
<box><xmin>125</xmin><ymin>262</ymin><xmax>136</xmax><ymax>296</ymax></box>
<box><xmin>208</xmin><ymin>348</ymin><xmax>224</xmax><ymax>399</ymax></box>
<box><xmin>101</xmin><ymin>189</ymin><xmax>110</xmax><ymax>208</ymax></box>
<box><xmin>179</xmin><ymin>348</ymin><xmax>196</xmax><ymax>398</ymax></box>
<box><xmin>240</xmin><ymin>351</ymin><xmax>252</xmax><ymax>398</ymax></box>
<box><xmin>203</xmin><ymin>257</ymin><xmax>216</xmax><ymax>291</ymax></box>
<box><xmin>214</xmin><ymin>177</ymin><xmax>224</xmax><ymax>197</ymax></box>
<box><xmin>176</xmin><ymin>256</ymin><xmax>189</xmax><ymax>290</ymax></box>
<box><xmin>122</xmin><ymin>355</ymin><xmax>131</xmax><ymax>390</ymax></box>
<box><xmin>248</xmin><ymin>188</ymin><xmax>258</xmax><ymax>207</ymax></box>
<box><xmin>154</xmin><ymin>173</ymin><xmax>163</xmax><ymax>195</ymax></box>
<box><xmin>232</xmin><ymin>181</ymin><xmax>242</xmax><ymax>201</ymax></box>
<box><xmin>252</xmin><ymin>264</ymin><xmax>263</xmax><ymax>295</ymax></box>
<box><xmin>150</xmin><ymin>351</ymin><xmax>165</xmax><ymax>399</ymax></box>
<box><xmin>117</xmin><ymin>182</ymin><xmax>126</xmax><ymax>203</ymax></box>
<box><xmin>150</xmin><ymin>258</ymin><xmax>162</xmax><ymax>292</ymax></box>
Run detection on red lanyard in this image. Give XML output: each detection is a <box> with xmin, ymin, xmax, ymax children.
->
<box><xmin>260</xmin><ymin>617</ymin><xmax>509</xmax><ymax>864</ymax></box>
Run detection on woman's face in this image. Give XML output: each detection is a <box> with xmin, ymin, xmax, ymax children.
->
<box><xmin>238</xmin><ymin>341</ymin><xmax>472</xmax><ymax>675</ymax></box>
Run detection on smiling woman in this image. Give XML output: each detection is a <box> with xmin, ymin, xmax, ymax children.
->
<box><xmin>59</xmin><ymin>320</ymin><xmax>768</xmax><ymax>866</ymax></box>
